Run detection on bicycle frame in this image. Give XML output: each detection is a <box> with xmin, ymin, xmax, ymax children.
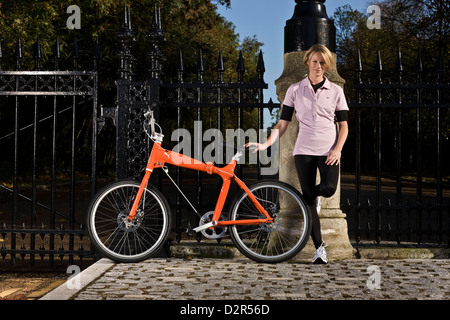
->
<box><xmin>126</xmin><ymin>136</ymin><xmax>273</xmax><ymax>230</ymax></box>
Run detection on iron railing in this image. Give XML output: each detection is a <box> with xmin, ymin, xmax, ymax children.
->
<box><xmin>0</xmin><ymin>37</ymin><xmax>99</xmax><ymax>265</ymax></box>
<box><xmin>343</xmin><ymin>50</ymin><xmax>450</xmax><ymax>246</ymax></box>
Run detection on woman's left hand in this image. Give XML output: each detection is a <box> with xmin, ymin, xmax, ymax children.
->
<box><xmin>326</xmin><ymin>149</ymin><xmax>341</xmax><ymax>166</ymax></box>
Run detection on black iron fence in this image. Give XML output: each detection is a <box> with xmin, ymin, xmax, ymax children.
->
<box><xmin>0</xmin><ymin>37</ymin><xmax>99</xmax><ymax>265</ymax></box>
<box><xmin>0</xmin><ymin>4</ymin><xmax>280</xmax><ymax>265</ymax></box>
<box><xmin>343</xmin><ymin>50</ymin><xmax>450</xmax><ymax>246</ymax></box>
<box><xmin>2</xmin><ymin>5</ymin><xmax>448</xmax><ymax>268</ymax></box>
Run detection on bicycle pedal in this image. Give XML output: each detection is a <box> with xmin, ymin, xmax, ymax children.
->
<box><xmin>192</xmin><ymin>221</ymin><xmax>216</xmax><ymax>232</ymax></box>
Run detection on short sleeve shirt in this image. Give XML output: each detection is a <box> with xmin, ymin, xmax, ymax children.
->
<box><xmin>282</xmin><ymin>76</ymin><xmax>349</xmax><ymax>156</ymax></box>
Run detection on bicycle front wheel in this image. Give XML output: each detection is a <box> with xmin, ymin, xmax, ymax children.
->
<box><xmin>228</xmin><ymin>180</ymin><xmax>311</xmax><ymax>263</ymax></box>
<box><xmin>87</xmin><ymin>180</ymin><xmax>171</xmax><ymax>263</ymax></box>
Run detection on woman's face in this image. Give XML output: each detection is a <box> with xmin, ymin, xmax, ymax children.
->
<box><xmin>307</xmin><ymin>52</ymin><xmax>327</xmax><ymax>77</ymax></box>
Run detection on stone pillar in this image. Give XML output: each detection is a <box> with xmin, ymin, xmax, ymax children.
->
<box><xmin>275</xmin><ymin>0</ymin><xmax>355</xmax><ymax>261</ymax></box>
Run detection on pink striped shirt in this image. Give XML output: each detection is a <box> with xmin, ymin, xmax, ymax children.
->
<box><xmin>282</xmin><ymin>77</ymin><xmax>349</xmax><ymax>156</ymax></box>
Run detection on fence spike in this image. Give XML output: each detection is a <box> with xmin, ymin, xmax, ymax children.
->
<box><xmin>356</xmin><ymin>49</ymin><xmax>362</xmax><ymax>71</ymax></box>
<box><xmin>53</xmin><ymin>38</ymin><xmax>60</xmax><ymax>58</ymax></box>
<box><xmin>217</xmin><ymin>51</ymin><xmax>224</xmax><ymax>83</ymax></box>
<box><xmin>34</xmin><ymin>36</ymin><xmax>41</xmax><ymax>58</ymax></box>
<box><xmin>121</xmin><ymin>1</ymin><xmax>130</xmax><ymax>29</ymax></box>
<box><xmin>40</xmin><ymin>223</ymin><xmax>46</xmax><ymax>240</ymax></box>
<box><xmin>376</xmin><ymin>51</ymin><xmax>382</xmax><ymax>84</ymax></box>
<box><xmin>73</xmin><ymin>37</ymin><xmax>79</xmax><ymax>70</ymax></box>
<box><xmin>217</xmin><ymin>50</ymin><xmax>224</xmax><ymax>71</ymax></box>
<box><xmin>53</xmin><ymin>38</ymin><xmax>60</xmax><ymax>70</ymax></box>
<box><xmin>15</xmin><ymin>37</ymin><xmax>23</xmax><ymax>59</ymax></box>
<box><xmin>416</xmin><ymin>51</ymin><xmax>423</xmax><ymax>83</ymax></box>
<box><xmin>376</xmin><ymin>50</ymin><xmax>382</xmax><ymax>71</ymax></box>
<box><xmin>34</xmin><ymin>36</ymin><xmax>42</xmax><ymax>70</ymax></box>
<box><xmin>15</xmin><ymin>37</ymin><xmax>23</xmax><ymax>70</ymax></box>
<box><xmin>151</xmin><ymin>4</ymin><xmax>159</xmax><ymax>30</ymax></box>
<box><xmin>237</xmin><ymin>50</ymin><xmax>245</xmax><ymax>83</ymax></box>
<box><xmin>257</xmin><ymin>49</ymin><xmax>265</xmax><ymax>82</ymax></box>
<box><xmin>156</xmin><ymin>6</ymin><xmax>162</xmax><ymax>29</ymax></box>
<box><xmin>396</xmin><ymin>49</ymin><xmax>402</xmax><ymax>83</ymax></box>
<box><xmin>197</xmin><ymin>49</ymin><xmax>204</xmax><ymax>82</ymax></box>
<box><xmin>93</xmin><ymin>38</ymin><xmax>100</xmax><ymax>59</ymax></box>
<box><xmin>78</xmin><ymin>244</ymin><xmax>84</xmax><ymax>260</ymax></box>
<box><xmin>436</xmin><ymin>52</ymin><xmax>442</xmax><ymax>83</ymax></box>
<box><xmin>177</xmin><ymin>49</ymin><xmax>184</xmax><ymax>83</ymax></box>
<box><xmin>257</xmin><ymin>50</ymin><xmax>265</xmax><ymax>72</ymax></box>
<box><xmin>268</xmin><ymin>97</ymin><xmax>275</xmax><ymax>113</ymax></box>
<box><xmin>416</xmin><ymin>50</ymin><xmax>423</xmax><ymax>72</ymax></box>
<box><xmin>92</xmin><ymin>38</ymin><xmax>99</xmax><ymax>71</ymax></box>
<box><xmin>20</xmin><ymin>243</ymin><xmax>26</xmax><ymax>259</ymax></box>
<box><xmin>59</xmin><ymin>223</ymin><xmax>65</xmax><ymax>240</ymax></box>
<box><xmin>59</xmin><ymin>243</ymin><xmax>65</xmax><ymax>260</ymax></box>
<box><xmin>127</xmin><ymin>2</ymin><xmax>132</xmax><ymax>29</ymax></box>
<box><xmin>396</xmin><ymin>49</ymin><xmax>403</xmax><ymax>72</ymax></box>
<box><xmin>21</xmin><ymin>223</ymin><xmax>26</xmax><ymax>240</ymax></box>
<box><xmin>416</xmin><ymin>51</ymin><xmax>422</xmax><ymax>72</ymax></box>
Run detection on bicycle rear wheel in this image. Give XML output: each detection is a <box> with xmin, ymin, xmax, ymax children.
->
<box><xmin>228</xmin><ymin>180</ymin><xmax>311</xmax><ymax>263</ymax></box>
<box><xmin>87</xmin><ymin>180</ymin><xmax>171</xmax><ymax>263</ymax></box>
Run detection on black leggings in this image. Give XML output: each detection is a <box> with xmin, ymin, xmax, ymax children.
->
<box><xmin>294</xmin><ymin>155</ymin><xmax>340</xmax><ymax>249</ymax></box>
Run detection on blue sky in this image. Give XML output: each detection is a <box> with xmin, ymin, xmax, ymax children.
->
<box><xmin>216</xmin><ymin>0</ymin><xmax>370</xmax><ymax>114</ymax></box>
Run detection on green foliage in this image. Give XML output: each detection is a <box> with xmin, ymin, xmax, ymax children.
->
<box><xmin>332</xmin><ymin>0</ymin><xmax>450</xmax><ymax>176</ymax></box>
<box><xmin>333</xmin><ymin>0</ymin><xmax>449</xmax><ymax>79</ymax></box>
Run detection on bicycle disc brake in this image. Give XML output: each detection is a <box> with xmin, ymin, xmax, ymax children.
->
<box><xmin>198</xmin><ymin>211</ymin><xmax>227</xmax><ymax>239</ymax></box>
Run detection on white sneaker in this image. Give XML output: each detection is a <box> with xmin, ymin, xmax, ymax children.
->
<box><xmin>315</xmin><ymin>196</ymin><xmax>321</xmax><ymax>214</ymax></box>
<box><xmin>312</xmin><ymin>242</ymin><xmax>327</xmax><ymax>264</ymax></box>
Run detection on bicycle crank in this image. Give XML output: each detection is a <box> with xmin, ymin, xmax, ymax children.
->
<box><xmin>194</xmin><ymin>211</ymin><xmax>228</xmax><ymax>239</ymax></box>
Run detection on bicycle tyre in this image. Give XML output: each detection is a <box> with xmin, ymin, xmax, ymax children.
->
<box><xmin>87</xmin><ymin>180</ymin><xmax>171</xmax><ymax>263</ymax></box>
<box><xmin>228</xmin><ymin>180</ymin><xmax>311</xmax><ymax>263</ymax></box>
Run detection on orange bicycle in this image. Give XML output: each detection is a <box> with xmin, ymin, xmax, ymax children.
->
<box><xmin>87</xmin><ymin>111</ymin><xmax>311</xmax><ymax>263</ymax></box>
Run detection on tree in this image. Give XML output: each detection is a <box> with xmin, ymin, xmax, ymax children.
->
<box><xmin>333</xmin><ymin>0</ymin><xmax>449</xmax><ymax>80</ymax></box>
<box><xmin>332</xmin><ymin>0</ymin><xmax>450</xmax><ymax>175</ymax></box>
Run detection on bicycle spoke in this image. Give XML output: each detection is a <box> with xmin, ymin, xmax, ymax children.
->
<box><xmin>88</xmin><ymin>181</ymin><xmax>171</xmax><ymax>262</ymax></box>
<box><xmin>229</xmin><ymin>181</ymin><xmax>310</xmax><ymax>263</ymax></box>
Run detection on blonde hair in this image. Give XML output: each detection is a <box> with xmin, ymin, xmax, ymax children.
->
<box><xmin>303</xmin><ymin>44</ymin><xmax>336</xmax><ymax>71</ymax></box>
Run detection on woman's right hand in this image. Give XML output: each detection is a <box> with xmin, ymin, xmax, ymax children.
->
<box><xmin>244</xmin><ymin>142</ymin><xmax>267</xmax><ymax>153</ymax></box>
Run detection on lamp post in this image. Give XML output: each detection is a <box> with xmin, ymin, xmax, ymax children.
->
<box><xmin>284</xmin><ymin>0</ymin><xmax>336</xmax><ymax>53</ymax></box>
<box><xmin>275</xmin><ymin>0</ymin><xmax>355</xmax><ymax>261</ymax></box>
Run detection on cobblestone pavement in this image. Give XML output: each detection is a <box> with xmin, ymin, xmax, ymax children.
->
<box><xmin>62</xmin><ymin>258</ymin><xmax>449</xmax><ymax>301</ymax></box>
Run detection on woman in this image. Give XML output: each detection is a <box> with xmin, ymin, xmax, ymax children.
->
<box><xmin>246</xmin><ymin>44</ymin><xmax>349</xmax><ymax>264</ymax></box>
